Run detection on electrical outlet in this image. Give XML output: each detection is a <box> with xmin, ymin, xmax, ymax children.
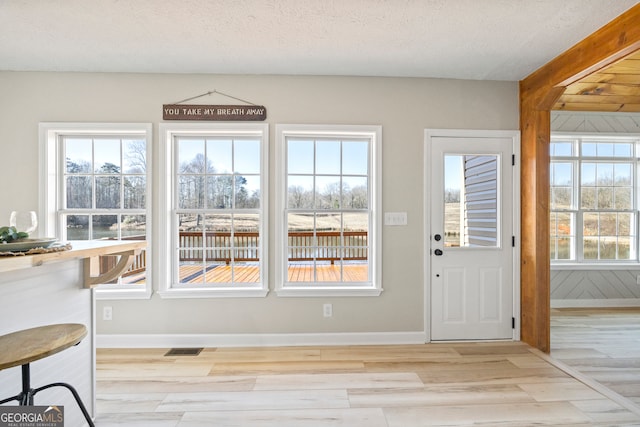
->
<box><xmin>103</xmin><ymin>306</ymin><xmax>113</xmax><ymax>321</ymax></box>
<box><xmin>323</xmin><ymin>303</ymin><xmax>333</xmax><ymax>318</ymax></box>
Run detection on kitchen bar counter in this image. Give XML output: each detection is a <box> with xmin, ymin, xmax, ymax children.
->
<box><xmin>0</xmin><ymin>240</ymin><xmax>146</xmax><ymax>287</ymax></box>
<box><xmin>0</xmin><ymin>240</ymin><xmax>146</xmax><ymax>427</ymax></box>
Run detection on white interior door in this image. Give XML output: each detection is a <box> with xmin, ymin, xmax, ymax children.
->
<box><xmin>428</xmin><ymin>131</ymin><xmax>517</xmax><ymax>341</ymax></box>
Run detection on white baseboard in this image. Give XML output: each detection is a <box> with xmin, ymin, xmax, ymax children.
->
<box><xmin>551</xmin><ymin>298</ymin><xmax>640</xmax><ymax>308</ymax></box>
<box><xmin>97</xmin><ymin>331</ymin><xmax>427</xmax><ymax>348</ymax></box>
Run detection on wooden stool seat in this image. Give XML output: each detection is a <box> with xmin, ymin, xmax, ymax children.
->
<box><xmin>0</xmin><ymin>323</ymin><xmax>94</xmax><ymax>426</ymax></box>
<box><xmin>0</xmin><ymin>324</ymin><xmax>87</xmax><ymax>370</ymax></box>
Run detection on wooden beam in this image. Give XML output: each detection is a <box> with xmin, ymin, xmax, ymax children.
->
<box><xmin>519</xmin><ymin>4</ymin><xmax>640</xmax><ymax>353</ymax></box>
<box><xmin>553</xmin><ymin>102</ymin><xmax>640</xmax><ymax>113</ymax></box>
<box><xmin>563</xmin><ymin>83</ymin><xmax>640</xmax><ymax>96</ymax></box>
<box><xmin>522</xmin><ymin>5</ymin><xmax>640</xmax><ymax>99</ymax></box>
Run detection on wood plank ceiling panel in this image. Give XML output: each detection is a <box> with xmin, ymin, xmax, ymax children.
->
<box><xmin>554</xmin><ymin>51</ymin><xmax>640</xmax><ymax>112</ymax></box>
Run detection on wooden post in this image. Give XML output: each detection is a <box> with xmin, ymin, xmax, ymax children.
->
<box><xmin>519</xmin><ymin>97</ymin><xmax>552</xmax><ymax>352</ymax></box>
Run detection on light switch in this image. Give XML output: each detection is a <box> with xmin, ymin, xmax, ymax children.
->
<box><xmin>384</xmin><ymin>212</ymin><xmax>407</xmax><ymax>226</ymax></box>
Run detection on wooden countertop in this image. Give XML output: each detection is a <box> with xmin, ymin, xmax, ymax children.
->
<box><xmin>0</xmin><ymin>240</ymin><xmax>146</xmax><ymax>287</ymax></box>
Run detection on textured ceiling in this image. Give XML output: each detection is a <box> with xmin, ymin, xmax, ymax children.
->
<box><xmin>0</xmin><ymin>0</ymin><xmax>638</xmax><ymax>81</ymax></box>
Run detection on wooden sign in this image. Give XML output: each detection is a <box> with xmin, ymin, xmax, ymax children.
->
<box><xmin>163</xmin><ymin>104</ymin><xmax>267</xmax><ymax>121</ymax></box>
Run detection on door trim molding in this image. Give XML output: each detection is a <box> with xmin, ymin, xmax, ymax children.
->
<box><xmin>423</xmin><ymin>129</ymin><xmax>521</xmax><ymax>342</ymax></box>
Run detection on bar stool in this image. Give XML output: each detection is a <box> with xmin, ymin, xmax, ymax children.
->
<box><xmin>0</xmin><ymin>323</ymin><xmax>95</xmax><ymax>426</ymax></box>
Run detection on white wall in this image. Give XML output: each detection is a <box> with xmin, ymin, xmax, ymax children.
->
<box><xmin>0</xmin><ymin>71</ymin><xmax>519</xmax><ymax>345</ymax></box>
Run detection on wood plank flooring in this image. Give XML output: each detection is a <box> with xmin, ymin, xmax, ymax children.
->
<box><xmin>551</xmin><ymin>307</ymin><xmax>640</xmax><ymax>408</ymax></box>
<box><xmin>95</xmin><ymin>341</ymin><xmax>640</xmax><ymax>426</ymax></box>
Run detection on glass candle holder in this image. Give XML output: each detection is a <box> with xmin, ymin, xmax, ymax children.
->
<box><xmin>9</xmin><ymin>211</ymin><xmax>38</xmax><ymax>234</ymax></box>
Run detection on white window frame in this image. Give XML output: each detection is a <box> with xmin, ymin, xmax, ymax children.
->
<box><xmin>158</xmin><ymin>122</ymin><xmax>269</xmax><ymax>298</ymax></box>
<box><xmin>550</xmin><ymin>132</ymin><xmax>640</xmax><ymax>265</ymax></box>
<box><xmin>39</xmin><ymin>123</ymin><xmax>153</xmax><ymax>299</ymax></box>
<box><xmin>275</xmin><ymin>124</ymin><xmax>382</xmax><ymax>297</ymax></box>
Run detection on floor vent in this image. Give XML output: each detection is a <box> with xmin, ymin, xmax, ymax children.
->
<box><xmin>164</xmin><ymin>348</ymin><xmax>203</xmax><ymax>356</ymax></box>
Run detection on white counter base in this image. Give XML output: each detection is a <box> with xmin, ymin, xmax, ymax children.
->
<box><xmin>0</xmin><ymin>259</ymin><xmax>94</xmax><ymax>427</ymax></box>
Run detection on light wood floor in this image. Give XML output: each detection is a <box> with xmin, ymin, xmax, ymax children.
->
<box><xmin>551</xmin><ymin>307</ymin><xmax>640</xmax><ymax>408</ymax></box>
<box><xmin>95</xmin><ymin>340</ymin><xmax>640</xmax><ymax>426</ymax></box>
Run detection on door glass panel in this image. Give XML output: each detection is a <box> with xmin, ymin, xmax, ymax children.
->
<box><xmin>444</xmin><ymin>154</ymin><xmax>499</xmax><ymax>248</ymax></box>
<box><xmin>444</xmin><ymin>155</ymin><xmax>463</xmax><ymax>247</ymax></box>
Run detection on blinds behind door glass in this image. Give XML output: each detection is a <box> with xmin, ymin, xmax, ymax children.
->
<box><xmin>463</xmin><ymin>155</ymin><xmax>498</xmax><ymax>247</ymax></box>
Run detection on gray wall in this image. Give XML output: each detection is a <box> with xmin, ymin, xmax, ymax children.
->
<box><xmin>551</xmin><ymin>111</ymin><xmax>640</xmax><ymax>133</ymax></box>
<box><xmin>551</xmin><ymin>111</ymin><xmax>640</xmax><ymax>307</ymax></box>
<box><xmin>0</xmin><ymin>71</ymin><xmax>519</xmax><ymax>344</ymax></box>
<box><xmin>551</xmin><ymin>268</ymin><xmax>640</xmax><ymax>303</ymax></box>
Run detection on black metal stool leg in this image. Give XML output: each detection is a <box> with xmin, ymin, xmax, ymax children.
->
<box><xmin>0</xmin><ymin>363</ymin><xmax>34</xmax><ymax>405</ymax></box>
<box><xmin>0</xmin><ymin>393</ymin><xmax>21</xmax><ymax>405</ymax></box>
<box><xmin>33</xmin><ymin>383</ymin><xmax>95</xmax><ymax>427</ymax></box>
<box><xmin>1</xmin><ymin>363</ymin><xmax>95</xmax><ymax>427</ymax></box>
<box><xmin>21</xmin><ymin>364</ymin><xmax>33</xmax><ymax>405</ymax></box>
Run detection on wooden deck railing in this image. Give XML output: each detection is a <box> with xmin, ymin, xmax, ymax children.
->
<box><xmin>287</xmin><ymin>231</ymin><xmax>368</xmax><ymax>264</ymax></box>
<box><xmin>179</xmin><ymin>231</ymin><xmax>368</xmax><ymax>264</ymax></box>
<box><xmin>102</xmin><ymin>230</ymin><xmax>368</xmax><ymax>278</ymax></box>
<box><xmin>179</xmin><ymin>231</ymin><xmax>260</xmax><ymax>263</ymax></box>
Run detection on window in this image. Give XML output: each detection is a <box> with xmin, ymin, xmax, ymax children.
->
<box><xmin>276</xmin><ymin>125</ymin><xmax>381</xmax><ymax>296</ymax></box>
<box><xmin>40</xmin><ymin>123</ymin><xmax>152</xmax><ymax>299</ymax></box>
<box><xmin>444</xmin><ymin>154</ymin><xmax>499</xmax><ymax>248</ymax></box>
<box><xmin>550</xmin><ymin>135</ymin><xmax>639</xmax><ymax>262</ymax></box>
<box><xmin>159</xmin><ymin>123</ymin><xmax>268</xmax><ymax>298</ymax></box>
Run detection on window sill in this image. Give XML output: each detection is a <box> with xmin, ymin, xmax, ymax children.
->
<box><xmin>275</xmin><ymin>286</ymin><xmax>383</xmax><ymax>297</ymax></box>
<box><xmin>158</xmin><ymin>287</ymin><xmax>269</xmax><ymax>299</ymax></box>
<box><xmin>552</xmin><ymin>262</ymin><xmax>640</xmax><ymax>271</ymax></box>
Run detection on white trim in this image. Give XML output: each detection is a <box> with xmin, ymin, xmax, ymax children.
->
<box><xmin>38</xmin><ymin>122</ymin><xmax>153</xmax><ymax>300</ymax></box>
<box><xmin>551</xmin><ymin>298</ymin><xmax>640</xmax><ymax>308</ymax></box>
<box><xmin>274</xmin><ymin>124</ymin><xmax>382</xmax><ymax>297</ymax></box>
<box><xmin>157</xmin><ymin>288</ymin><xmax>268</xmax><ymax>299</ymax></box>
<box><xmin>97</xmin><ymin>331</ymin><xmax>426</xmax><ymax>348</ymax></box>
<box><xmin>275</xmin><ymin>287</ymin><xmax>383</xmax><ymax>297</ymax></box>
<box><xmin>423</xmin><ymin>129</ymin><xmax>521</xmax><ymax>342</ymax></box>
<box><xmin>157</xmin><ymin>122</ymin><xmax>269</xmax><ymax>297</ymax></box>
<box><xmin>553</xmin><ymin>110</ymin><xmax>640</xmax><ymax>118</ymax></box>
<box><xmin>552</xmin><ymin>130</ymin><xmax>640</xmax><ymax>139</ymax></box>
<box><xmin>423</xmin><ymin>132</ymin><xmax>431</xmax><ymax>342</ymax></box>
<box><xmin>90</xmin><ymin>288</ymin><xmax>96</xmax><ymax>413</ymax></box>
<box><xmin>511</xmin><ymin>132</ymin><xmax>521</xmax><ymax>341</ymax></box>
<box><xmin>552</xmin><ymin>263</ymin><xmax>640</xmax><ymax>270</ymax></box>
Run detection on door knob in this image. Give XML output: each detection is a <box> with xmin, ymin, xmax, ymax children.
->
<box><xmin>434</xmin><ymin>249</ymin><xmax>443</xmax><ymax>256</ymax></box>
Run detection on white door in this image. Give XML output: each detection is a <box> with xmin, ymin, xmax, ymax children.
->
<box><xmin>428</xmin><ymin>131</ymin><xmax>517</xmax><ymax>341</ymax></box>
